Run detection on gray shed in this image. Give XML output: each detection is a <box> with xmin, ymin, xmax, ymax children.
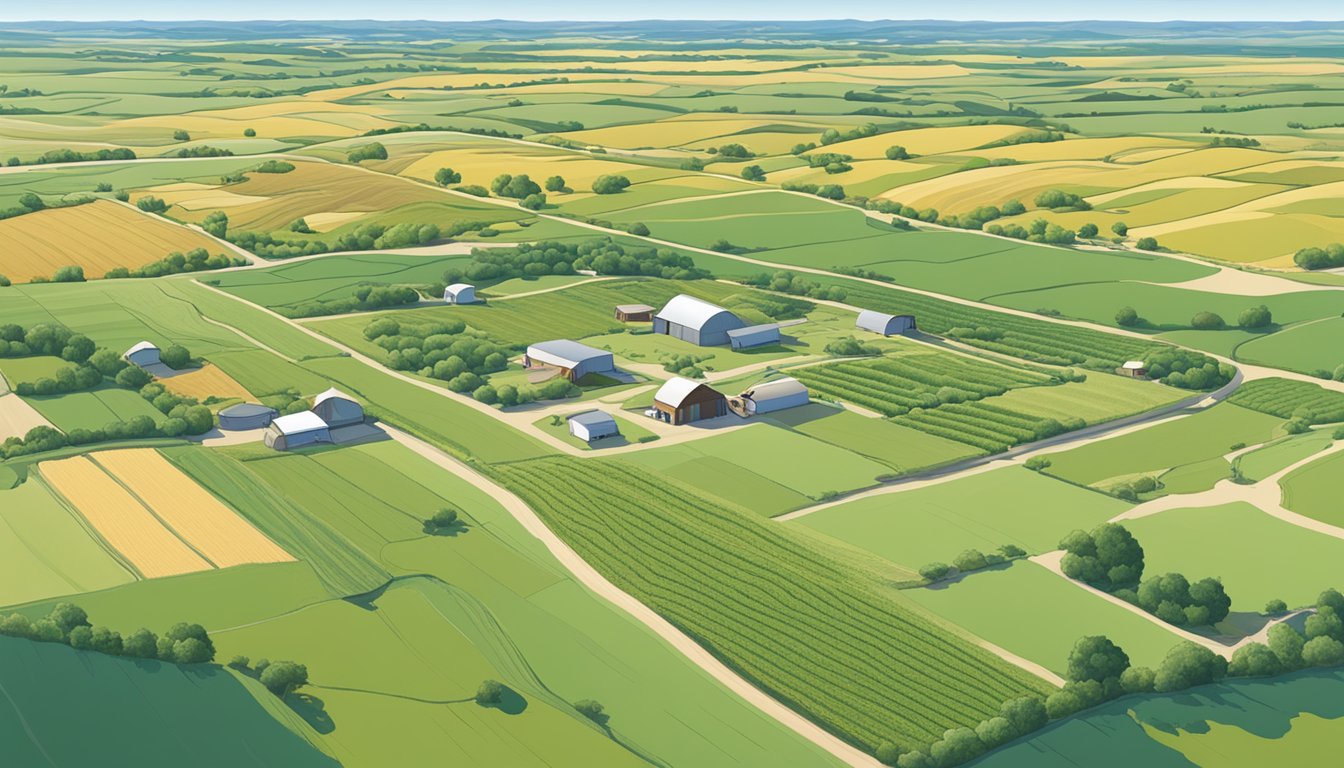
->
<box><xmin>525</xmin><ymin>340</ymin><xmax>615</xmax><ymax>382</ymax></box>
<box><xmin>740</xmin><ymin>377</ymin><xmax>810</xmax><ymax>415</ymax></box>
<box><xmin>124</xmin><ymin>341</ymin><xmax>161</xmax><ymax>367</ymax></box>
<box><xmin>856</xmin><ymin>310</ymin><xmax>916</xmax><ymax>336</ymax></box>
<box><xmin>444</xmin><ymin>283</ymin><xmax>477</xmax><ymax>304</ymax></box>
<box><xmin>727</xmin><ymin>323</ymin><xmax>781</xmax><ymax>350</ymax></box>
<box><xmin>264</xmin><ymin>411</ymin><xmax>330</xmax><ymax>451</ymax></box>
<box><xmin>653</xmin><ymin>294</ymin><xmax>744</xmax><ymax>347</ymax></box>
<box><xmin>218</xmin><ymin>403</ymin><xmax>279</xmax><ymax>431</ymax></box>
<box><xmin>567</xmin><ymin>410</ymin><xmax>620</xmax><ymax>442</ymax></box>
<box><xmin>312</xmin><ymin>388</ymin><xmax>364</xmax><ymax>427</ymax></box>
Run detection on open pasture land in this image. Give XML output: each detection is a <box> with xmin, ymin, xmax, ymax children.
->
<box><xmin>38</xmin><ymin>455</ymin><xmax>214</xmax><ymax>578</ymax></box>
<box><xmin>766</xmin><ymin>404</ymin><xmax>980</xmax><ymax>472</ymax></box>
<box><xmin>207</xmin><ymin>348</ymin><xmax>334</xmax><ymax>398</ymax></box>
<box><xmin>1281</xmin><ymin>449</ymin><xmax>1344</xmax><ymax>529</ymax></box>
<box><xmin>1124</xmin><ymin>502</ymin><xmax>1344</xmax><ymax>612</ymax></box>
<box><xmin>94</xmin><ymin>448</ymin><xmax>293</xmax><ymax>569</ymax></box>
<box><xmin>0</xmin><ymin>635</ymin><xmax>337</xmax><ymax>768</ymax></box>
<box><xmin>981</xmin><ymin>374</ymin><xmax>1187</xmax><ymax>426</ymax></box>
<box><xmin>159</xmin><ymin>363</ymin><xmax>254</xmax><ymax>401</ymax></box>
<box><xmin>0</xmin><ymin>200</ymin><xmax>225</xmax><ymax>282</ymax></box>
<box><xmin>1237</xmin><ymin>317</ymin><xmax>1344</xmax><ymax>375</ymax></box>
<box><xmin>0</xmin><ymin>355</ymin><xmax>75</xmax><ymax>385</ymax></box>
<box><xmin>795</xmin><ymin>466</ymin><xmax>1128</xmax><ymax>570</ymax></box>
<box><xmin>905</xmin><ymin>561</ymin><xmax>1180</xmax><ymax>675</ymax></box>
<box><xmin>210</xmin><ymin>251</ymin><xmax>472</xmax><ymax>310</ymax></box>
<box><xmin>1041</xmin><ymin>404</ymin><xmax>1284</xmax><ymax>489</ymax></box>
<box><xmin>25</xmin><ymin>387</ymin><xmax>166</xmax><ymax>432</ymax></box>
<box><xmin>0</xmin><ymin>478</ymin><xmax>134</xmax><ymax>607</ymax></box>
<box><xmin>495</xmin><ymin>457</ymin><xmax>1051</xmax><ymax>752</ymax></box>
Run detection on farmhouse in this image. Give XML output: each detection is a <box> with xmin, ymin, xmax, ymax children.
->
<box><xmin>727</xmin><ymin>323</ymin><xmax>781</xmax><ymax>350</ymax></box>
<box><xmin>217</xmin><ymin>403</ymin><xmax>278</xmax><ymax>431</ymax></box>
<box><xmin>653</xmin><ymin>377</ymin><xmax>727</xmax><ymax>425</ymax></box>
<box><xmin>443</xmin><ymin>283</ymin><xmax>477</xmax><ymax>304</ymax></box>
<box><xmin>615</xmin><ymin>303</ymin><xmax>655</xmax><ymax>322</ymax></box>
<box><xmin>263</xmin><ymin>411</ymin><xmax>331</xmax><ymax>451</ymax></box>
<box><xmin>856</xmin><ymin>310</ymin><xmax>916</xmax><ymax>336</ymax></box>
<box><xmin>1119</xmin><ymin>360</ymin><xmax>1149</xmax><ymax>378</ymax></box>
<box><xmin>124</xmin><ymin>341</ymin><xmax>161</xmax><ymax>367</ymax></box>
<box><xmin>525</xmin><ymin>339</ymin><xmax>616</xmax><ymax>382</ymax></box>
<box><xmin>312</xmin><ymin>388</ymin><xmax>364</xmax><ymax>427</ymax></box>
<box><xmin>568</xmin><ymin>410</ymin><xmax>620</xmax><ymax>442</ymax></box>
<box><xmin>738</xmin><ymin>377</ymin><xmax>809</xmax><ymax>415</ymax></box>
<box><xmin>654</xmin><ymin>294</ymin><xmax>745</xmax><ymax>347</ymax></box>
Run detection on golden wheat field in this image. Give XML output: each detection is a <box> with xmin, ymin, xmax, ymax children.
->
<box><xmin>39</xmin><ymin>455</ymin><xmax>213</xmax><ymax>578</ymax></box>
<box><xmin>159</xmin><ymin>364</ymin><xmax>254</xmax><ymax>402</ymax></box>
<box><xmin>93</xmin><ymin>449</ymin><xmax>292</xmax><ymax>569</ymax></box>
<box><xmin>0</xmin><ymin>393</ymin><xmax>52</xmax><ymax>441</ymax></box>
<box><xmin>0</xmin><ymin>200</ymin><xmax>224</xmax><ymax>282</ymax></box>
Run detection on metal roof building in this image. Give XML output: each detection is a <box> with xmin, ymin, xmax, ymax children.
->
<box><xmin>739</xmin><ymin>377</ymin><xmax>809</xmax><ymax>415</ymax></box>
<box><xmin>264</xmin><ymin>411</ymin><xmax>330</xmax><ymax>451</ymax></box>
<box><xmin>726</xmin><ymin>323</ymin><xmax>781</xmax><ymax>350</ymax></box>
<box><xmin>567</xmin><ymin>410</ymin><xmax>620</xmax><ymax>442</ymax></box>
<box><xmin>312</xmin><ymin>388</ymin><xmax>364</xmax><ymax>428</ymax></box>
<box><xmin>653</xmin><ymin>294</ymin><xmax>745</xmax><ymax>347</ymax></box>
<box><xmin>652</xmin><ymin>377</ymin><xmax>727</xmax><ymax>425</ymax></box>
<box><xmin>615</xmin><ymin>303</ymin><xmax>655</xmax><ymax>322</ymax></box>
<box><xmin>444</xmin><ymin>283</ymin><xmax>477</xmax><ymax>304</ymax></box>
<box><xmin>525</xmin><ymin>340</ymin><xmax>615</xmax><ymax>382</ymax></box>
<box><xmin>856</xmin><ymin>310</ymin><xmax>916</xmax><ymax>336</ymax></box>
<box><xmin>124</xmin><ymin>341</ymin><xmax>161</xmax><ymax>367</ymax></box>
<box><xmin>218</xmin><ymin>403</ymin><xmax>279</xmax><ymax>431</ymax></box>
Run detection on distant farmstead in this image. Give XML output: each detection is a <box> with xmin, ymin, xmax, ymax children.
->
<box><xmin>525</xmin><ymin>339</ymin><xmax>616</xmax><ymax>382</ymax></box>
<box><xmin>264</xmin><ymin>411</ymin><xmax>331</xmax><ymax>451</ymax></box>
<box><xmin>726</xmin><ymin>323</ymin><xmax>781</xmax><ymax>350</ymax></box>
<box><xmin>615</xmin><ymin>303</ymin><xmax>655</xmax><ymax>322</ymax></box>
<box><xmin>443</xmin><ymin>283</ymin><xmax>477</xmax><ymax>304</ymax></box>
<box><xmin>738</xmin><ymin>377</ymin><xmax>809</xmax><ymax>415</ymax></box>
<box><xmin>653</xmin><ymin>294</ymin><xmax>745</xmax><ymax>347</ymax></box>
<box><xmin>652</xmin><ymin>377</ymin><xmax>726</xmax><ymax>425</ymax></box>
<box><xmin>568</xmin><ymin>410</ymin><xmax>620</xmax><ymax>442</ymax></box>
<box><xmin>855</xmin><ymin>310</ymin><xmax>916</xmax><ymax>336</ymax></box>
<box><xmin>124</xmin><ymin>341</ymin><xmax>161</xmax><ymax>367</ymax></box>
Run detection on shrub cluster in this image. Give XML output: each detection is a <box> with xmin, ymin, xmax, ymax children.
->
<box><xmin>918</xmin><ymin>544</ymin><xmax>1027</xmax><ymax>584</ymax></box>
<box><xmin>443</xmin><ymin>238</ymin><xmax>708</xmax><ymax>284</ymax></box>
<box><xmin>105</xmin><ymin>247</ymin><xmax>245</xmax><ymax>279</ymax></box>
<box><xmin>346</xmin><ymin>142</ymin><xmax>388</xmax><ymax>162</ymax></box>
<box><xmin>281</xmin><ymin>285</ymin><xmax>421</xmax><ymax>318</ymax></box>
<box><xmin>1131</xmin><ymin>573</ymin><xmax>1232</xmax><ymax>627</ymax></box>
<box><xmin>1059</xmin><ymin>523</ymin><xmax>1144</xmax><ymax>591</ymax></box>
<box><xmin>741</xmin><ymin>270</ymin><xmax>847</xmax><ymax>302</ymax></box>
<box><xmin>1143</xmin><ymin>349</ymin><xmax>1234</xmax><ymax>390</ymax></box>
<box><xmin>0</xmin><ymin>603</ymin><xmax>215</xmax><ymax>665</ymax></box>
<box><xmin>1293</xmin><ymin>243</ymin><xmax>1344</xmax><ymax>270</ymax></box>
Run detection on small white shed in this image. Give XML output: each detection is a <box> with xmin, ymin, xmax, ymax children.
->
<box><xmin>567</xmin><ymin>410</ymin><xmax>620</xmax><ymax>442</ymax></box>
<box><xmin>444</xmin><ymin>283</ymin><xmax>477</xmax><ymax>304</ymax></box>
<box><xmin>740</xmin><ymin>377</ymin><xmax>810</xmax><ymax>415</ymax></box>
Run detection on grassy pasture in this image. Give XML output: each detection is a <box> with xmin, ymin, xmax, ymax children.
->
<box><xmin>982</xmin><ymin>374</ymin><xmax>1186</xmax><ymax>426</ymax></box>
<box><xmin>211</xmin><ymin>252</ymin><xmax>470</xmax><ymax>309</ymax></box>
<box><xmin>766</xmin><ymin>404</ymin><xmax>980</xmax><ymax>472</ymax></box>
<box><xmin>25</xmin><ymin>387</ymin><xmax>166</xmax><ymax>431</ymax></box>
<box><xmin>1281</xmin><ymin>449</ymin><xmax>1344</xmax><ymax>529</ymax></box>
<box><xmin>795</xmin><ymin>467</ymin><xmax>1127</xmax><ymax>570</ymax></box>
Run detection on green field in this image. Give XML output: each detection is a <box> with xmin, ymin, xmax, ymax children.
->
<box><xmin>1227</xmin><ymin>377</ymin><xmax>1344</xmax><ymax>423</ymax></box>
<box><xmin>984</xmin><ymin>374</ymin><xmax>1187</xmax><ymax>426</ymax></box>
<box><xmin>0</xmin><ymin>355</ymin><xmax>72</xmax><ymax>386</ymax></box>
<box><xmin>795</xmin><ymin>467</ymin><xmax>1127</xmax><ymax>570</ymax></box>
<box><xmin>25</xmin><ymin>387</ymin><xmax>167</xmax><ymax>431</ymax></box>
<box><xmin>766</xmin><ymin>404</ymin><xmax>980</xmax><ymax>472</ymax></box>
<box><xmin>1281</xmin><ymin>449</ymin><xmax>1344</xmax><ymax>529</ymax></box>
<box><xmin>1234</xmin><ymin>430</ymin><xmax>1336</xmax><ymax>482</ymax></box>
<box><xmin>905</xmin><ymin>561</ymin><xmax>1182</xmax><ymax>675</ymax></box>
<box><xmin>1124</xmin><ymin>502</ymin><xmax>1344</xmax><ymax>612</ymax></box>
<box><xmin>494</xmin><ymin>456</ymin><xmax>1051</xmax><ymax>752</ymax></box>
<box><xmin>211</xmin><ymin>252</ymin><xmax>471</xmax><ymax>310</ymax></box>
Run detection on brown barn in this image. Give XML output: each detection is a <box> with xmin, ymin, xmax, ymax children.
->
<box><xmin>615</xmin><ymin>303</ymin><xmax>655</xmax><ymax>322</ymax></box>
<box><xmin>652</xmin><ymin>377</ymin><xmax>727</xmax><ymax>425</ymax></box>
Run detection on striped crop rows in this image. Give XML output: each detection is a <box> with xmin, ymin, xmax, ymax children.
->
<box><xmin>894</xmin><ymin>401</ymin><xmax>1076</xmax><ymax>454</ymax></box>
<box><xmin>837</xmin><ymin>283</ymin><xmax>1161</xmax><ymax>370</ymax></box>
<box><xmin>1228</xmin><ymin>377</ymin><xmax>1344</xmax><ymax>423</ymax></box>
<box><xmin>791</xmin><ymin>353</ymin><xmax>1050</xmax><ymax>417</ymax></box>
<box><xmin>493</xmin><ymin>458</ymin><xmax>1050</xmax><ymax>752</ymax></box>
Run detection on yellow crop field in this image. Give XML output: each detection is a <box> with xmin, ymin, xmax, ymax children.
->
<box><xmin>0</xmin><ymin>200</ymin><xmax>224</xmax><ymax>282</ymax></box>
<box><xmin>0</xmin><ymin>393</ymin><xmax>52</xmax><ymax>440</ymax></box>
<box><xmin>568</xmin><ymin>116</ymin><xmax>830</xmax><ymax>150</ymax></box>
<box><xmin>40</xmin><ymin>456</ymin><xmax>212</xmax><ymax>578</ymax></box>
<box><xmin>400</xmin><ymin>147</ymin><xmax>677</xmax><ymax>190</ymax></box>
<box><xmin>965</xmin><ymin>136</ymin><xmax>1193</xmax><ymax>163</ymax></box>
<box><xmin>304</xmin><ymin>210</ymin><xmax>369</xmax><ymax>231</ymax></box>
<box><xmin>145</xmin><ymin>182</ymin><xmax>269</xmax><ymax>210</ymax></box>
<box><xmin>94</xmin><ymin>449</ymin><xmax>292</xmax><ymax>569</ymax></box>
<box><xmin>113</xmin><ymin>101</ymin><xmax>400</xmax><ymax>139</ymax></box>
<box><xmin>825</xmin><ymin>124</ymin><xmax>1035</xmax><ymax>159</ymax></box>
<box><xmin>160</xmin><ymin>364</ymin><xmax>254</xmax><ymax>402</ymax></box>
<box><xmin>771</xmin><ymin>158</ymin><xmax>929</xmax><ymax>188</ymax></box>
<box><xmin>818</xmin><ymin>64</ymin><xmax>971</xmax><ymax>80</ymax></box>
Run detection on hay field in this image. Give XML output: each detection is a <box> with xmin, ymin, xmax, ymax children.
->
<box><xmin>39</xmin><ymin>455</ymin><xmax>212</xmax><ymax>578</ymax></box>
<box><xmin>159</xmin><ymin>364</ymin><xmax>253</xmax><ymax>401</ymax></box>
<box><xmin>94</xmin><ymin>449</ymin><xmax>293</xmax><ymax>568</ymax></box>
<box><xmin>0</xmin><ymin>200</ymin><xmax>223</xmax><ymax>282</ymax></box>
<box><xmin>0</xmin><ymin>393</ymin><xmax>54</xmax><ymax>440</ymax></box>
<box><xmin>113</xmin><ymin>101</ymin><xmax>401</xmax><ymax>139</ymax></box>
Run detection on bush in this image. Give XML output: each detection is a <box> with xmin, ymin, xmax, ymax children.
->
<box><xmin>591</xmin><ymin>174</ymin><xmax>631</xmax><ymax>194</ymax></box>
<box><xmin>918</xmin><ymin>562</ymin><xmax>951</xmax><ymax>582</ymax></box>
<box><xmin>1119</xmin><ymin>665</ymin><xmax>1155</xmax><ymax>693</ymax></box>
<box><xmin>953</xmin><ymin>549</ymin><xmax>989</xmax><ymax>573</ymax></box>
<box><xmin>475</xmin><ymin>679</ymin><xmax>504</xmax><ymax>705</ymax></box>
<box><xmin>1154</xmin><ymin>642</ymin><xmax>1227</xmax><ymax>692</ymax></box>
<box><xmin>1293</xmin><ymin>243</ymin><xmax>1344</xmax><ymax>270</ymax></box>
<box><xmin>346</xmin><ymin>142</ymin><xmax>388</xmax><ymax>163</ymax></box>
<box><xmin>259</xmin><ymin>661</ymin><xmax>309</xmax><ymax>697</ymax></box>
<box><xmin>885</xmin><ymin>145</ymin><xmax>910</xmax><ymax>160</ymax></box>
<box><xmin>1302</xmin><ymin>636</ymin><xmax>1344</xmax><ymax>667</ymax></box>
<box><xmin>1190</xmin><ymin>311</ymin><xmax>1225</xmax><ymax>330</ymax></box>
<box><xmin>1066</xmin><ymin>635</ymin><xmax>1130</xmax><ymax>684</ymax></box>
<box><xmin>1034</xmin><ymin>189</ymin><xmax>1090</xmax><ymax>210</ymax></box>
<box><xmin>1059</xmin><ymin>523</ymin><xmax>1144</xmax><ymax>591</ymax></box>
<box><xmin>160</xmin><ymin>344</ymin><xmax>191</xmax><ymax>370</ymax></box>
<box><xmin>1264</xmin><ymin>598</ymin><xmax>1288</xmax><ymax>614</ymax></box>
<box><xmin>1115</xmin><ymin>306</ymin><xmax>1139</xmax><ymax>327</ymax></box>
<box><xmin>434</xmin><ymin>167</ymin><xmax>462</xmax><ymax>186</ymax></box>
<box><xmin>876</xmin><ymin>741</ymin><xmax>903</xmax><ymax>765</ymax></box>
<box><xmin>1136</xmin><ymin>236</ymin><xmax>1159</xmax><ymax>251</ymax></box>
<box><xmin>1228</xmin><ymin>643</ymin><xmax>1283</xmax><ymax>677</ymax></box>
<box><xmin>573</xmin><ymin>698</ymin><xmax>605</xmax><ymax>722</ymax></box>
<box><xmin>1024</xmin><ymin>456</ymin><xmax>1052</xmax><ymax>471</ymax></box>
<box><xmin>1238</xmin><ymin>305</ymin><xmax>1273</xmax><ymax>328</ymax></box>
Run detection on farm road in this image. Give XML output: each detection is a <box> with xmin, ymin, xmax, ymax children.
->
<box><xmin>381</xmin><ymin>424</ymin><xmax>880</xmax><ymax>768</ymax></box>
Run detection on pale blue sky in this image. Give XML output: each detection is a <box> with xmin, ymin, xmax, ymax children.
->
<box><xmin>4</xmin><ymin>1</ymin><xmax>1342</xmax><ymax>22</ymax></box>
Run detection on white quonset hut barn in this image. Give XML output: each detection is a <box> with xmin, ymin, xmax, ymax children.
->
<box><xmin>525</xmin><ymin>340</ymin><xmax>615</xmax><ymax>382</ymax></box>
<box><xmin>124</xmin><ymin>341</ymin><xmax>161</xmax><ymax>367</ymax></box>
<box><xmin>567</xmin><ymin>410</ymin><xmax>620</xmax><ymax>442</ymax></box>
<box><xmin>312</xmin><ymin>388</ymin><xmax>364</xmax><ymax>427</ymax></box>
<box><xmin>726</xmin><ymin>323</ymin><xmax>781</xmax><ymax>350</ymax></box>
<box><xmin>653</xmin><ymin>294</ymin><xmax>745</xmax><ymax>347</ymax></box>
<box><xmin>218</xmin><ymin>403</ymin><xmax>278</xmax><ymax>431</ymax></box>
<box><xmin>739</xmin><ymin>377</ymin><xmax>809</xmax><ymax>415</ymax></box>
<box><xmin>443</xmin><ymin>283</ymin><xmax>477</xmax><ymax>304</ymax></box>
<box><xmin>856</xmin><ymin>310</ymin><xmax>916</xmax><ymax>336</ymax></box>
<box><xmin>264</xmin><ymin>411</ymin><xmax>330</xmax><ymax>451</ymax></box>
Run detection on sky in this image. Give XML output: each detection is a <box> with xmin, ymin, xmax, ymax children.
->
<box><xmin>4</xmin><ymin>1</ymin><xmax>1342</xmax><ymax>22</ymax></box>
